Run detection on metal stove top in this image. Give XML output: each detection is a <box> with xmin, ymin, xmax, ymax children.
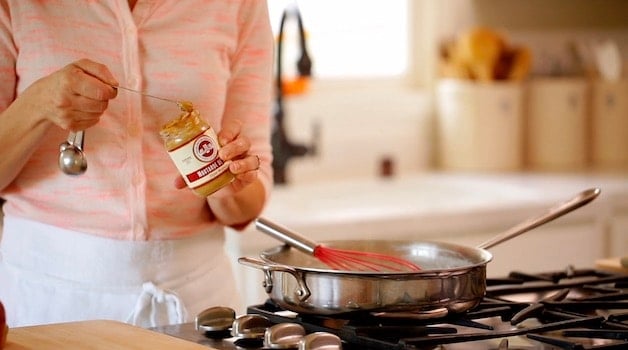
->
<box><xmin>153</xmin><ymin>267</ymin><xmax>628</xmax><ymax>349</ymax></box>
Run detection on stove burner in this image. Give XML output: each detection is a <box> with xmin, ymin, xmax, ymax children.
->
<box><xmin>243</xmin><ymin>268</ymin><xmax>628</xmax><ymax>349</ymax></box>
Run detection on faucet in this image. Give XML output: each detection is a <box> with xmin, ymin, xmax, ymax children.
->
<box><xmin>271</xmin><ymin>5</ymin><xmax>317</xmax><ymax>185</ymax></box>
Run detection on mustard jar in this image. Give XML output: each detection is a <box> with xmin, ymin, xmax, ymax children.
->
<box><xmin>160</xmin><ymin>101</ymin><xmax>234</xmax><ymax>197</ymax></box>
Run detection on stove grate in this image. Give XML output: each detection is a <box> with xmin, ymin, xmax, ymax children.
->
<box><xmin>242</xmin><ymin>269</ymin><xmax>628</xmax><ymax>349</ymax></box>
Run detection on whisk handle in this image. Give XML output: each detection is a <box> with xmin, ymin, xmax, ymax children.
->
<box><xmin>255</xmin><ymin>217</ymin><xmax>318</xmax><ymax>255</ymax></box>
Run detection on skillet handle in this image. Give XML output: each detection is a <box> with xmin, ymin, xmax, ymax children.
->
<box><xmin>237</xmin><ymin>257</ymin><xmax>311</xmax><ymax>301</ymax></box>
<box><xmin>478</xmin><ymin>187</ymin><xmax>601</xmax><ymax>250</ymax></box>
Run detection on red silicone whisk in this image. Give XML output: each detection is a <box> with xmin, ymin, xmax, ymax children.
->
<box><xmin>255</xmin><ymin>217</ymin><xmax>421</xmax><ymax>272</ymax></box>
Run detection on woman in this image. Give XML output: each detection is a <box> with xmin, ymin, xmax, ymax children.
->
<box><xmin>0</xmin><ymin>1</ymin><xmax>273</xmax><ymax>327</ymax></box>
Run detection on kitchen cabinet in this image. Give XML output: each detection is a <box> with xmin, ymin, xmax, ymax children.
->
<box><xmin>225</xmin><ymin>172</ymin><xmax>628</xmax><ymax>307</ymax></box>
<box><xmin>409</xmin><ymin>0</ymin><xmax>628</xmax><ymax>88</ymax></box>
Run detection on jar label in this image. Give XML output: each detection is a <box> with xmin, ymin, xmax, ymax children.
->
<box><xmin>167</xmin><ymin>128</ymin><xmax>231</xmax><ymax>188</ymax></box>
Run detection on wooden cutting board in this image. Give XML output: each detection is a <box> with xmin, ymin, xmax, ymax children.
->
<box><xmin>4</xmin><ymin>320</ymin><xmax>215</xmax><ymax>350</ymax></box>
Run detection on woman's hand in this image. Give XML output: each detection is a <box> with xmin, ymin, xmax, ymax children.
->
<box><xmin>20</xmin><ymin>58</ymin><xmax>118</xmax><ymax>131</ymax></box>
<box><xmin>174</xmin><ymin>118</ymin><xmax>261</xmax><ymax>194</ymax></box>
<box><xmin>216</xmin><ymin>119</ymin><xmax>261</xmax><ymax>192</ymax></box>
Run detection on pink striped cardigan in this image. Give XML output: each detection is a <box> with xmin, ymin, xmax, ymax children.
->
<box><xmin>0</xmin><ymin>0</ymin><xmax>274</xmax><ymax>240</ymax></box>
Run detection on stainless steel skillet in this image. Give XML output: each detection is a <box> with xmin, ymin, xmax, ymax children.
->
<box><xmin>239</xmin><ymin>188</ymin><xmax>600</xmax><ymax>316</ymax></box>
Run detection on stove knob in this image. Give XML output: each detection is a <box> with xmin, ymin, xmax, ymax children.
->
<box><xmin>298</xmin><ymin>332</ymin><xmax>342</xmax><ymax>350</ymax></box>
<box><xmin>264</xmin><ymin>323</ymin><xmax>305</xmax><ymax>349</ymax></box>
<box><xmin>231</xmin><ymin>314</ymin><xmax>273</xmax><ymax>339</ymax></box>
<box><xmin>194</xmin><ymin>306</ymin><xmax>235</xmax><ymax>335</ymax></box>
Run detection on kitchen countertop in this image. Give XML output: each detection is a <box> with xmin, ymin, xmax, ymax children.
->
<box><xmin>227</xmin><ymin>171</ymin><xmax>628</xmax><ymax>246</ymax></box>
<box><xmin>4</xmin><ymin>320</ymin><xmax>214</xmax><ymax>350</ymax></box>
<box><xmin>596</xmin><ymin>256</ymin><xmax>628</xmax><ymax>273</ymax></box>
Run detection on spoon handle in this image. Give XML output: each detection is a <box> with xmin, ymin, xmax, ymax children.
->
<box><xmin>74</xmin><ymin>130</ymin><xmax>85</xmax><ymax>151</ymax></box>
<box><xmin>65</xmin><ymin>131</ymin><xmax>76</xmax><ymax>145</ymax></box>
<box><xmin>113</xmin><ymin>85</ymin><xmax>179</xmax><ymax>105</ymax></box>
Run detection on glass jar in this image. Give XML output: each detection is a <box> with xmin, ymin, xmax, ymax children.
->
<box><xmin>160</xmin><ymin>102</ymin><xmax>234</xmax><ymax>197</ymax></box>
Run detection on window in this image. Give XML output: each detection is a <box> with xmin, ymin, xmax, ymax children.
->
<box><xmin>267</xmin><ymin>0</ymin><xmax>409</xmax><ymax>79</ymax></box>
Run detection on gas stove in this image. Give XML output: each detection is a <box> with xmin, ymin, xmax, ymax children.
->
<box><xmin>153</xmin><ymin>267</ymin><xmax>628</xmax><ymax>349</ymax></box>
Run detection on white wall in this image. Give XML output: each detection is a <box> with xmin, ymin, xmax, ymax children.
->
<box><xmin>275</xmin><ymin>1</ymin><xmax>628</xmax><ymax>185</ymax></box>
<box><xmin>278</xmin><ymin>79</ymin><xmax>435</xmax><ymax>185</ymax></box>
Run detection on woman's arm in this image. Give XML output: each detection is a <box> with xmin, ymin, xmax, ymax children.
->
<box><xmin>0</xmin><ymin>59</ymin><xmax>118</xmax><ymax>191</ymax></box>
<box><xmin>0</xmin><ymin>5</ymin><xmax>118</xmax><ymax>191</ymax></box>
<box><xmin>206</xmin><ymin>0</ymin><xmax>274</xmax><ymax>229</ymax></box>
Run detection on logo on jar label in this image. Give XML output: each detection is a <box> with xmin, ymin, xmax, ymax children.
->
<box><xmin>193</xmin><ymin>135</ymin><xmax>217</xmax><ymax>162</ymax></box>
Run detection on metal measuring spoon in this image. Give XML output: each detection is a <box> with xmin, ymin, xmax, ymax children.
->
<box><xmin>58</xmin><ymin>130</ymin><xmax>87</xmax><ymax>175</ymax></box>
<box><xmin>57</xmin><ymin>86</ymin><xmax>182</xmax><ymax>175</ymax></box>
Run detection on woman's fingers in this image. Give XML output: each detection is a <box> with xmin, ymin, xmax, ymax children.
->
<box><xmin>217</xmin><ymin>119</ymin><xmax>242</xmax><ymax>146</ymax></box>
<box><xmin>71</xmin><ymin>58</ymin><xmax>119</xmax><ymax>88</ymax></box>
<box><xmin>173</xmin><ymin>176</ymin><xmax>187</xmax><ymax>190</ymax></box>
<box><xmin>229</xmin><ymin>154</ymin><xmax>260</xmax><ymax>174</ymax></box>
<box><xmin>218</xmin><ymin>137</ymin><xmax>250</xmax><ymax>162</ymax></box>
<box><xmin>25</xmin><ymin>58</ymin><xmax>119</xmax><ymax>130</ymax></box>
<box><xmin>64</xmin><ymin>65</ymin><xmax>117</xmax><ymax>102</ymax></box>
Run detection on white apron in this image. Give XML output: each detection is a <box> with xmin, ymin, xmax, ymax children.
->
<box><xmin>0</xmin><ymin>216</ymin><xmax>243</xmax><ymax>328</ymax></box>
